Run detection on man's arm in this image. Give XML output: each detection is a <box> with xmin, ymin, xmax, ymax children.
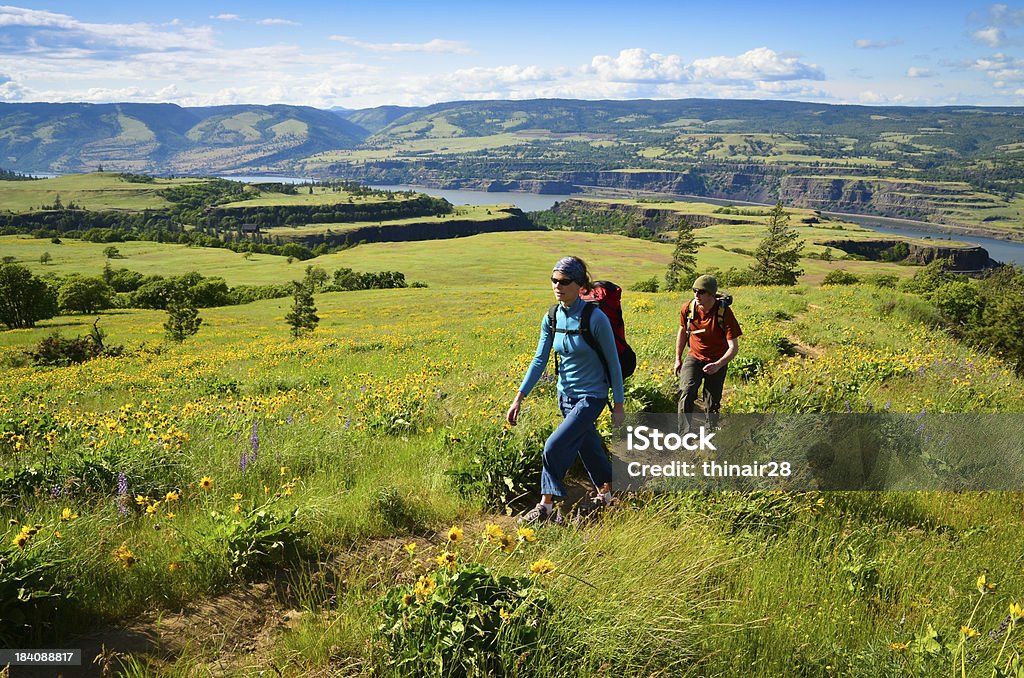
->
<box><xmin>673</xmin><ymin>326</ymin><xmax>687</xmax><ymax>374</ymax></box>
<box><xmin>703</xmin><ymin>337</ymin><xmax>739</xmax><ymax>375</ymax></box>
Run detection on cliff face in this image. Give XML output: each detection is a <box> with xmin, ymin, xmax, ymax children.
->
<box><xmin>551</xmin><ymin>198</ymin><xmax>744</xmax><ymax>233</ymax></box>
<box><xmin>777</xmin><ymin>177</ymin><xmax>976</xmax><ymax>220</ymax></box>
<box><xmin>557</xmin><ymin>169</ymin><xmax>986</xmax><ymax>225</ymax></box>
<box><xmin>822</xmin><ymin>238</ymin><xmax>996</xmax><ymax>271</ymax></box>
<box><xmin>283</xmin><ymin>208</ymin><xmax>536</xmax><ymax>247</ymax></box>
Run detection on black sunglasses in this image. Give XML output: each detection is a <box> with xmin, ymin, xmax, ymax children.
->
<box><xmin>551</xmin><ymin>277</ymin><xmax>576</xmax><ymax>286</ymax></box>
<box><xmin>692</xmin><ymin>288</ymin><xmax>707</xmax><ymax>294</ymax></box>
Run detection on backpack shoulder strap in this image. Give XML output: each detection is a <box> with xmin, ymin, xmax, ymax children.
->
<box><xmin>580</xmin><ymin>302</ymin><xmax>611</xmax><ymax>384</ymax></box>
<box><xmin>547</xmin><ymin>304</ymin><xmax>558</xmax><ymax>335</ymax></box>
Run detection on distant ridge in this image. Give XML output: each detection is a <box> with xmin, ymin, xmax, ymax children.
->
<box><xmin>2</xmin><ymin>98</ymin><xmax>1022</xmax><ymax>179</ymax></box>
<box><xmin>0</xmin><ymin>102</ymin><xmax>370</xmax><ymax>175</ymax></box>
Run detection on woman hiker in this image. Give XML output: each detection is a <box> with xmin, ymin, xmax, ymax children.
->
<box><xmin>506</xmin><ymin>256</ymin><xmax>626</xmax><ymax>524</ymax></box>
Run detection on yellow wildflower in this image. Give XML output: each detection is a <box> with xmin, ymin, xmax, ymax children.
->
<box><xmin>113</xmin><ymin>543</ymin><xmax>137</xmax><ymax>568</ymax></box>
<box><xmin>435</xmin><ymin>551</ymin><xmax>458</xmax><ymax>571</ymax></box>
<box><xmin>447</xmin><ymin>526</ymin><xmax>464</xmax><ymax>543</ymax></box>
<box><xmin>231</xmin><ymin>492</ymin><xmax>243</xmax><ymax>501</ymax></box>
<box><xmin>517</xmin><ymin>527</ymin><xmax>537</xmax><ymax>543</ymax></box>
<box><xmin>498</xmin><ymin>534</ymin><xmax>516</xmax><ymax>553</ymax></box>
<box><xmin>977</xmin><ymin>574</ymin><xmax>996</xmax><ymax>594</ymax></box>
<box><xmin>60</xmin><ymin>508</ymin><xmax>79</xmax><ymax>521</ymax></box>
<box><xmin>199</xmin><ymin>476</ymin><xmax>213</xmax><ymax>491</ymax></box>
<box><xmin>280</xmin><ymin>466</ymin><xmax>288</xmax><ymax>477</ymax></box>
<box><xmin>961</xmin><ymin>625</ymin><xmax>980</xmax><ymax>638</ymax></box>
<box><xmin>165</xmin><ymin>490</ymin><xmax>179</xmax><ymax>502</ymax></box>
<box><xmin>135</xmin><ymin>494</ymin><xmax>148</xmax><ymax>506</ymax></box>
<box><xmin>530</xmin><ymin>559</ymin><xmax>556</xmax><ymax>578</ymax></box>
<box><xmin>483</xmin><ymin>523</ymin><xmax>505</xmax><ymax>544</ymax></box>
<box><xmin>402</xmin><ymin>593</ymin><xmax>414</xmax><ymax>606</ymax></box>
<box><xmin>233</xmin><ymin>504</ymin><xmax>242</xmax><ymax>514</ymax></box>
<box><xmin>165</xmin><ymin>511</ymin><xmax>176</xmax><ymax>519</ymax></box>
<box><xmin>889</xmin><ymin>641</ymin><xmax>909</xmax><ymax>652</ymax></box>
<box><xmin>145</xmin><ymin>503</ymin><xmax>159</xmax><ymax>516</ymax></box>
<box><xmin>499</xmin><ymin>608</ymin><xmax>511</xmax><ymax>623</ymax></box>
<box><xmin>168</xmin><ymin>562</ymin><xmax>181</xmax><ymax>572</ymax></box>
<box><xmin>1010</xmin><ymin>602</ymin><xmax>1024</xmax><ymax>621</ymax></box>
<box><xmin>414</xmin><ymin>575</ymin><xmax>436</xmax><ymax>602</ymax></box>
<box><xmin>12</xmin><ymin>531</ymin><xmax>29</xmax><ymax>549</ymax></box>
<box><xmin>404</xmin><ymin>542</ymin><xmax>416</xmax><ymax>556</ymax></box>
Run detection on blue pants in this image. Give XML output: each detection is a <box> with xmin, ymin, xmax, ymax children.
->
<box><xmin>541</xmin><ymin>394</ymin><xmax>612</xmax><ymax>498</ymax></box>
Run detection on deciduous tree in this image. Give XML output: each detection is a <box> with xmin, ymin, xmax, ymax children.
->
<box><xmin>0</xmin><ymin>263</ymin><xmax>58</xmax><ymax>329</ymax></box>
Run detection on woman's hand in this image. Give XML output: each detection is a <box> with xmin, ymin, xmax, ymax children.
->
<box><xmin>506</xmin><ymin>393</ymin><xmax>525</xmax><ymax>426</ymax></box>
<box><xmin>611</xmin><ymin>402</ymin><xmax>626</xmax><ymax>427</ymax></box>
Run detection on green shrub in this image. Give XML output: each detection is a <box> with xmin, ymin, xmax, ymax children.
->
<box><xmin>628</xmin><ymin>276</ymin><xmax>660</xmax><ymax>293</ymax></box>
<box><xmin>822</xmin><ymin>270</ymin><xmax>860</xmax><ymax>286</ymax></box>
<box><xmin>862</xmin><ymin>273</ymin><xmax>899</xmax><ymax>288</ymax></box>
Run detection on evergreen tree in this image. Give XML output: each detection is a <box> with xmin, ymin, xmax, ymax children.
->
<box><xmin>0</xmin><ymin>263</ymin><xmax>58</xmax><ymax>329</ymax></box>
<box><xmin>664</xmin><ymin>219</ymin><xmax>700</xmax><ymax>292</ymax></box>
<box><xmin>749</xmin><ymin>202</ymin><xmax>804</xmax><ymax>286</ymax></box>
<box><xmin>164</xmin><ymin>297</ymin><xmax>202</xmax><ymax>342</ymax></box>
<box><xmin>285</xmin><ymin>281</ymin><xmax>319</xmax><ymax>338</ymax></box>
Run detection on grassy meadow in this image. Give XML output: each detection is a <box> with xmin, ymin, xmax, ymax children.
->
<box><xmin>2</xmin><ymin>227</ymin><xmax>1024</xmax><ymax>676</ymax></box>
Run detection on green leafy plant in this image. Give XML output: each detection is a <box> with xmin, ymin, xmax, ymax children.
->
<box><xmin>210</xmin><ymin>499</ymin><xmax>306</xmax><ymax>579</ymax></box>
<box><xmin>376</xmin><ymin>559</ymin><xmax>549</xmax><ymax>677</ymax></box>
<box><xmin>447</xmin><ymin>426</ymin><xmax>546</xmax><ymax>513</ymax></box>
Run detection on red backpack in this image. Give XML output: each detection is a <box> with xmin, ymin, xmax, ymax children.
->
<box><xmin>547</xmin><ymin>280</ymin><xmax>637</xmax><ymax>382</ymax></box>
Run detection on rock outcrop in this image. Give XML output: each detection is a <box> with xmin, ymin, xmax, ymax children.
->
<box><xmin>821</xmin><ymin>238</ymin><xmax>996</xmax><ymax>271</ymax></box>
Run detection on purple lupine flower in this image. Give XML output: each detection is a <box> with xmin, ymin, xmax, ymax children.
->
<box><xmin>915</xmin><ymin>423</ymin><xmax>926</xmax><ymax>435</ymax></box>
<box><xmin>885</xmin><ymin>401</ymin><xmax>891</xmax><ymax>411</ymax></box>
<box><xmin>249</xmin><ymin>421</ymin><xmax>259</xmax><ymax>462</ymax></box>
<box><xmin>344</xmin><ymin>416</ymin><xmax>351</xmax><ymax>430</ymax></box>
<box><xmin>915</xmin><ymin>408</ymin><xmax>926</xmax><ymax>421</ymax></box>
<box><xmin>51</xmin><ymin>484</ymin><xmax>62</xmax><ymax>498</ymax></box>
<box><xmin>844</xmin><ymin>400</ymin><xmax>852</xmax><ymax>413</ymax></box>
<box><xmin>116</xmin><ymin>471</ymin><xmax>129</xmax><ymax>516</ymax></box>
<box><xmin>287</xmin><ymin>413</ymin><xmax>294</xmax><ymax>425</ymax></box>
<box><xmin>239</xmin><ymin>451</ymin><xmax>250</xmax><ymax>473</ymax></box>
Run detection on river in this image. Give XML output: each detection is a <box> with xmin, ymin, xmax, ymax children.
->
<box><xmin>371</xmin><ymin>184</ymin><xmax>1024</xmax><ymax>266</ymax></box>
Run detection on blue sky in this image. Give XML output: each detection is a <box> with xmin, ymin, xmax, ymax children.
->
<box><xmin>1</xmin><ymin>1</ymin><xmax>1022</xmax><ymax>108</ymax></box>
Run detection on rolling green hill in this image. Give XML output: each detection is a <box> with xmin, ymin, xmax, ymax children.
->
<box><xmin>0</xmin><ymin>102</ymin><xmax>368</xmax><ymax>174</ymax></box>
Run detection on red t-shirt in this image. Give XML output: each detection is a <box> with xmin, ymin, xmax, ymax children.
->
<box><xmin>680</xmin><ymin>301</ymin><xmax>742</xmax><ymax>362</ymax></box>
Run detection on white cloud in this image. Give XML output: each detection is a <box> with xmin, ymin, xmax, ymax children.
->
<box><xmin>988</xmin><ymin>3</ymin><xmax>1024</xmax><ymax>26</ymax></box>
<box><xmin>257</xmin><ymin>18</ymin><xmax>300</xmax><ymax>26</ymax></box>
<box><xmin>0</xmin><ymin>6</ymin><xmax>214</xmax><ymax>52</ymax></box>
<box><xmin>586</xmin><ymin>47</ymin><xmax>822</xmax><ymax>86</ymax></box>
<box><xmin>329</xmin><ymin>36</ymin><xmax>470</xmax><ymax>54</ymax></box>
<box><xmin>907</xmin><ymin>67</ymin><xmax>932</xmax><ymax>77</ymax></box>
<box><xmin>854</xmin><ymin>38</ymin><xmax>901</xmax><ymax>49</ymax></box>
<box><xmin>857</xmin><ymin>90</ymin><xmax>882</xmax><ymax>103</ymax></box>
<box><xmin>587</xmin><ymin>48</ymin><xmax>686</xmax><ymax>82</ymax></box>
<box><xmin>970</xmin><ymin>52</ymin><xmax>1024</xmax><ymax>81</ymax></box>
<box><xmin>972</xmin><ymin>26</ymin><xmax>1006</xmax><ymax>46</ymax></box>
<box><xmin>209</xmin><ymin>14</ymin><xmax>242</xmax><ymax>21</ymax></box>
<box><xmin>689</xmin><ymin>47</ymin><xmax>824</xmax><ymax>82</ymax></box>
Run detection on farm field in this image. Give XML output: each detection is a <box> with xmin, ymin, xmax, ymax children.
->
<box><xmin>2</xmin><ymin>226</ymin><xmax>1024</xmax><ymax>676</ymax></box>
<box><xmin>0</xmin><ymin>173</ymin><xmax>204</xmax><ymax>212</ymax></box>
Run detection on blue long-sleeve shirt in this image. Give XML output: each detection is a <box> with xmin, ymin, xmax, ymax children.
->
<box><xmin>518</xmin><ymin>296</ymin><xmax>625</xmax><ymax>404</ymax></box>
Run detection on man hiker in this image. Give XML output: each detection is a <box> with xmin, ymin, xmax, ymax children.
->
<box><xmin>674</xmin><ymin>274</ymin><xmax>742</xmax><ymax>433</ymax></box>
